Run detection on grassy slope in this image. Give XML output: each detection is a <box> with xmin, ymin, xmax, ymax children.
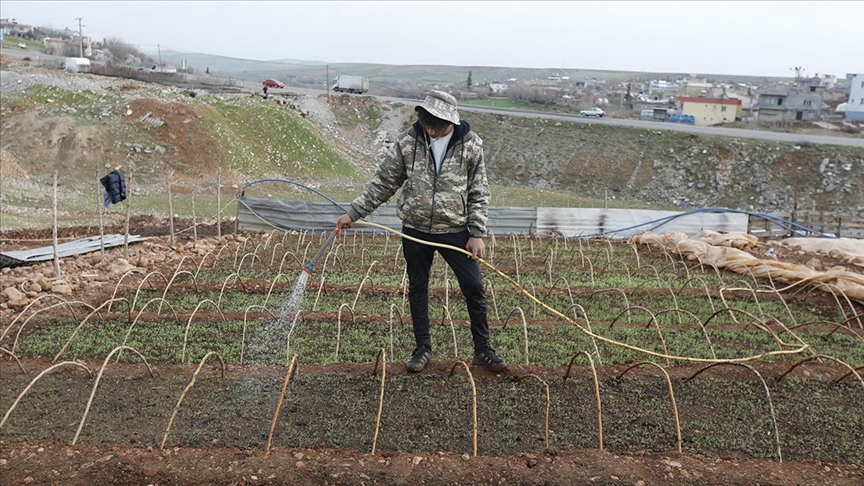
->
<box><xmin>0</xmin><ymin>85</ymin><xmax>365</xmax><ymax>229</ymax></box>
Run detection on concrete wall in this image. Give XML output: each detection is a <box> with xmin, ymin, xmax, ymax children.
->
<box><xmin>756</xmin><ymin>87</ymin><xmax>824</xmax><ymax>122</ymax></box>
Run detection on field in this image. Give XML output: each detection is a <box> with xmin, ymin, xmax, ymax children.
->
<box><xmin>1</xmin><ymin>221</ymin><xmax>862</xmax><ymax>485</ymax></box>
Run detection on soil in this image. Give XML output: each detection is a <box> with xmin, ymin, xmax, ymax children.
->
<box><xmin>1</xmin><ymin>358</ymin><xmax>863</xmax><ymax>486</ymax></box>
<box><xmin>2</xmin><ymin>440</ymin><xmax>861</xmax><ymax>486</ymax></box>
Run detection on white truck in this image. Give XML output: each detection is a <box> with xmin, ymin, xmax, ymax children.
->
<box><xmin>332</xmin><ymin>75</ymin><xmax>369</xmax><ymax>94</ymax></box>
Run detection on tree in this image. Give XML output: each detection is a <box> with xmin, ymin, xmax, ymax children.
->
<box><xmin>467</xmin><ymin>71</ymin><xmax>473</xmax><ymax>90</ymax></box>
<box><xmin>103</xmin><ymin>37</ymin><xmax>153</xmax><ymax>65</ymax></box>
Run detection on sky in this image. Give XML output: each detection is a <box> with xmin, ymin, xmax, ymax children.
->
<box><xmin>4</xmin><ymin>1</ymin><xmax>863</xmax><ymax>77</ymax></box>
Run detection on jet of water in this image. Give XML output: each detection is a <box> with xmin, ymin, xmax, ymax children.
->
<box><xmin>245</xmin><ymin>271</ymin><xmax>310</xmax><ymax>364</ymax></box>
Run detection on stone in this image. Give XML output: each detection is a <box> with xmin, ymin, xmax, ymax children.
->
<box><xmin>52</xmin><ymin>283</ymin><xmax>73</xmax><ymax>295</ymax></box>
<box><xmin>108</xmin><ymin>259</ymin><xmax>135</xmax><ymax>276</ymax></box>
<box><xmin>2</xmin><ymin>287</ymin><xmax>26</xmax><ymax>301</ymax></box>
<box><xmin>7</xmin><ymin>298</ymin><xmax>30</xmax><ymax>309</ymax></box>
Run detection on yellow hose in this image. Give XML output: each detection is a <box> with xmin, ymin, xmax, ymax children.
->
<box><xmin>354</xmin><ymin>220</ymin><xmax>810</xmax><ymax>365</ymax></box>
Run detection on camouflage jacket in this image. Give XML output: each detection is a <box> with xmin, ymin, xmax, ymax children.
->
<box><xmin>347</xmin><ymin>120</ymin><xmax>490</xmax><ymax>237</ymax></box>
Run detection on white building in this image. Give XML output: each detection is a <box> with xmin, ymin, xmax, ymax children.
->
<box><xmin>846</xmin><ymin>73</ymin><xmax>864</xmax><ymax>120</ymax></box>
<box><xmin>489</xmin><ymin>82</ymin><xmax>509</xmax><ymax>94</ymax></box>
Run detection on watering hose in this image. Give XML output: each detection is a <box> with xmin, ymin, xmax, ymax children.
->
<box><xmin>235</xmin><ymin>179</ymin><xmax>812</xmax><ymax>364</ymax></box>
<box><xmin>302</xmin><ymin>228</ymin><xmax>339</xmax><ymax>274</ymax></box>
<box><xmin>353</xmin><ymin>219</ymin><xmax>810</xmax><ymax>364</ymax></box>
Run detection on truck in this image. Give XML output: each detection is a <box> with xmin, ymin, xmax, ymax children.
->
<box><xmin>331</xmin><ymin>75</ymin><xmax>369</xmax><ymax>94</ymax></box>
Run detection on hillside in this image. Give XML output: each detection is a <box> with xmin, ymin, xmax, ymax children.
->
<box><xmin>156</xmin><ymin>49</ymin><xmax>798</xmax><ymax>86</ymax></box>
<box><xmin>1</xmin><ymin>56</ymin><xmax>862</xmax><ymax>232</ymax></box>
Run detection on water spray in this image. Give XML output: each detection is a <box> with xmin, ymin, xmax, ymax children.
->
<box><xmin>302</xmin><ymin>228</ymin><xmax>340</xmax><ymax>275</ymax></box>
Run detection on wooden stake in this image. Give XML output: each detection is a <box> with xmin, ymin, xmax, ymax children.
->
<box><xmin>216</xmin><ymin>169</ymin><xmax>222</xmax><ymax>238</ymax></box>
<box><xmin>265</xmin><ymin>354</ymin><xmax>299</xmax><ymax>454</ymax></box>
<box><xmin>124</xmin><ymin>172</ymin><xmax>131</xmax><ymax>258</ymax></box>
<box><xmin>52</xmin><ymin>170</ymin><xmax>61</xmax><ymax>278</ymax></box>
<box><xmin>96</xmin><ymin>165</ymin><xmax>105</xmax><ymax>260</ymax></box>
<box><xmin>167</xmin><ymin>170</ymin><xmax>175</xmax><ymax>247</ymax></box>
<box><xmin>191</xmin><ymin>192</ymin><xmax>197</xmax><ymax>247</ymax></box>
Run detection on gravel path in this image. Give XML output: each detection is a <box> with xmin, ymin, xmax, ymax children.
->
<box><xmin>0</xmin><ymin>69</ymin><xmax>111</xmax><ymax>95</ymax></box>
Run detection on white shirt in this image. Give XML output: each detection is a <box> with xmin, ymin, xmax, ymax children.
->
<box><xmin>428</xmin><ymin>130</ymin><xmax>453</xmax><ymax>174</ymax></box>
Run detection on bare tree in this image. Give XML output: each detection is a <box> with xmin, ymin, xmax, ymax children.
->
<box><xmin>103</xmin><ymin>37</ymin><xmax>153</xmax><ymax>65</ymax></box>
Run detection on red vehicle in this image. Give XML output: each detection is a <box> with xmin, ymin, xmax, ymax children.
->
<box><xmin>262</xmin><ymin>79</ymin><xmax>284</xmax><ymax>89</ymax></box>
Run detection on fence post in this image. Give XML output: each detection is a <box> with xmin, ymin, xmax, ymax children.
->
<box><xmin>96</xmin><ymin>165</ymin><xmax>105</xmax><ymax>260</ymax></box>
<box><xmin>52</xmin><ymin>170</ymin><xmax>61</xmax><ymax>278</ymax></box>
<box><xmin>124</xmin><ymin>171</ymin><xmax>131</xmax><ymax>258</ymax></box>
<box><xmin>167</xmin><ymin>170</ymin><xmax>175</xmax><ymax>247</ymax></box>
<box><xmin>192</xmin><ymin>192</ymin><xmax>198</xmax><ymax>247</ymax></box>
<box><xmin>216</xmin><ymin>169</ymin><xmax>222</xmax><ymax>239</ymax></box>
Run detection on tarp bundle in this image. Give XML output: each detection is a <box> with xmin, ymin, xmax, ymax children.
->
<box><xmin>775</xmin><ymin>237</ymin><xmax>864</xmax><ymax>268</ymax></box>
<box><xmin>630</xmin><ymin>230</ymin><xmax>864</xmax><ymax>304</ymax></box>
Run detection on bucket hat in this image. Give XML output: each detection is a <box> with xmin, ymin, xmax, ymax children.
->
<box><xmin>415</xmin><ymin>90</ymin><xmax>460</xmax><ymax>125</ymax></box>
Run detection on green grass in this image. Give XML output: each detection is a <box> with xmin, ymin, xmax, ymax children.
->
<box><xmin>198</xmin><ymin>96</ymin><xmax>362</xmax><ymax>179</ymax></box>
<box><xmin>490</xmin><ymin>184</ymin><xmax>674</xmax><ymax>210</ymax></box>
<box><xmin>16</xmin><ymin>317</ymin><xmax>864</xmax><ymax>367</ymax></box>
<box><xmin>464</xmin><ymin>97</ymin><xmax>584</xmax><ymax>115</ymax></box>
<box><xmin>0</xmin><ymin>35</ymin><xmax>43</xmax><ymax>51</ymax></box>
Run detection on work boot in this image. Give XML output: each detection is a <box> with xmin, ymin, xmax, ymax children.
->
<box><xmin>473</xmin><ymin>348</ymin><xmax>508</xmax><ymax>373</ymax></box>
<box><xmin>406</xmin><ymin>346</ymin><xmax>432</xmax><ymax>373</ymax></box>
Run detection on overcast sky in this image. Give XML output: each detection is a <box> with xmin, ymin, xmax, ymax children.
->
<box><xmin>4</xmin><ymin>1</ymin><xmax>863</xmax><ymax>77</ymax></box>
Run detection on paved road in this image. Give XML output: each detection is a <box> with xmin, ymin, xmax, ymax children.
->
<box><xmin>297</xmin><ymin>90</ymin><xmax>864</xmax><ymax>148</ymax></box>
<box><xmin>455</xmin><ymin>104</ymin><xmax>864</xmax><ymax>148</ymax></box>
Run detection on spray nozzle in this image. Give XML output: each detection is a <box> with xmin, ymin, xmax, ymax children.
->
<box><xmin>301</xmin><ymin>229</ymin><xmax>340</xmax><ymax>275</ymax></box>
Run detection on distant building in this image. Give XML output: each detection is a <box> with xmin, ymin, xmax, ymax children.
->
<box><xmin>43</xmin><ymin>36</ymin><xmax>92</xmax><ymax>57</ymax></box>
<box><xmin>846</xmin><ymin>73</ymin><xmax>864</xmax><ymax>120</ymax></box>
<box><xmin>682</xmin><ymin>81</ymin><xmax>713</xmax><ymax>97</ymax></box>
<box><xmin>755</xmin><ymin>78</ymin><xmax>826</xmax><ymax>123</ymax></box>
<box><xmin>489</xmin><ymin>82</ymin><xmax>509</xmax><ymax>94</ymax></box>
<box><xmin>647</xmin><ymin>80</ymin><xmax>681</xmax><ymax>98</ymax></box>
<box><xmin>0</xmin><ymin>18</ymin><xmax>33</xmax><ymax>36</ymax></box>
<box><xmin>676</xmin><ymin>96</ymin><xmax>742</xmax><ymax>126</ymax></box>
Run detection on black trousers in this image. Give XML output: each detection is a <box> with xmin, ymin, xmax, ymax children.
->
<box><xmin>401</xmin><ymin>227</ymin><xmax>491</xmax><ymax>353</ymax></box>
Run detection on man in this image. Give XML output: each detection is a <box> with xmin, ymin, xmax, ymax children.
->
<box><xmin>336</xmin><ymin>91</ymin><xmax>507</xmax><ymax>373</ymax></box>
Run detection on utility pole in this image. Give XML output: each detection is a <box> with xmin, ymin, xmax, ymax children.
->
<box><xmin>326</xmin><ymin>65</ymin><xmax>330</xmax><ymax>103</ymax></box>
<box><xmin>157</xmin><ymin>43</ymin><xmax>162</xmax><ymax>66</ymax></box>
<box><xmin>75</xmin><ymin>17</ymin><xmax>84</xmax><ymax>57</ymax></box>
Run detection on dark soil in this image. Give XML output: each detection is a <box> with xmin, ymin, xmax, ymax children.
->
<box><xmin>1</xmin><ymin>359</ymin><xmax>863</xmax><ymax>485</ymax></box>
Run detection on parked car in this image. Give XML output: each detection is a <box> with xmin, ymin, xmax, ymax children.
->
<box><xmin>17</xmin><ymin>42</ymin><xmax>27</xmax><ymax>49</ymax></box>
<box><xmin>580</xmin><ymin>107</ymin><xmax>605</xmax><ymax>117</ymax></box>
<box><xmin>262</xmin><ymin>79</ymin><xmax>284</xmax><ymax>89</ymax></box>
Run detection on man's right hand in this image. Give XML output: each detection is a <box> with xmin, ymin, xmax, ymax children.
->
<box><xmin>336</xmin><ymin>214</ymin><xmax>354</xmax><ymax>229</ymax></box>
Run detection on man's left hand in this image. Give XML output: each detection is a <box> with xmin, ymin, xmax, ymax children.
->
<box><xmin>466</xmin><ymin>237</ymin><xmax>485</xmax><ymax>259</ymax></box>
